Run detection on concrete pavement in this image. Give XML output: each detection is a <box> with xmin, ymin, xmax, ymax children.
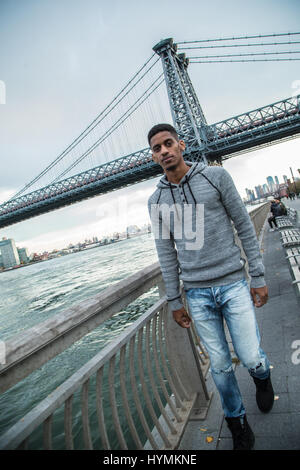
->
<box><xmin>179</xmin><ymin>198</ymin><xmax>300</xmax><ymax>451</ymax></box>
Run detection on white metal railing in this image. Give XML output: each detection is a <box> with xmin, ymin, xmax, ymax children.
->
<box><xmin>0</xmin><ymin>267</ymin><xmax>210</xmax><ymax>450</ymax></box>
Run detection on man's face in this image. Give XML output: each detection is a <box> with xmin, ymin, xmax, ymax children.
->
<box><xmin>150</xmin><ymin>131</ymin><xmax>185</xmax><ymax>172</ymax></box>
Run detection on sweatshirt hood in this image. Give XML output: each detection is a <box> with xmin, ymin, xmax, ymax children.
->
<box><xmin>155</xmin><ymin>161</ymin><xmax>208</xmax><ymax>205</ymax></box>
<box><xmin>156</xmin><ymin>161</ymin><xmax>207</xmax><ymax>190</ymax></box>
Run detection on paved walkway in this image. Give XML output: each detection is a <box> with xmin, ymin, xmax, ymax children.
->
<box><xmin>179</xmin><ymin>198</ymin><xmax>300</xmax><ymax>451</ymax></box>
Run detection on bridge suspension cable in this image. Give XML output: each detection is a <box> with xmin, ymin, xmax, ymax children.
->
<box><xmin>177</xmin><ymin>31</ymin><xmax>300</xmax><ymax>45</ymax></box>
<box><xmin>7</xmin><ymin>53</ymin><xmax>161</xmax><ymax>201</ymax></box>
<box><xmin>50</xmin><ymin>74</ymin><xmax>164</xmax><ymax>182</ymax></box>
<box><xmin>190</xmin><ymin>58</ymin><xmax>300</xmax><ymax>63</ymax></box>
<box><xmin>179</xmin><ymin>32</ymin><xmax>300</xmax><ymax>64</ymax></box>
<box><xmin>189</xmin><ymin>50</ymin><xmax>300</xmax><ymax>63</ymax></box>
<box><xmin>178</xmin><ymin>40</ymin><xmax>300</xmax><ymax>50</ymax></box>
<box><xmin>189</xmin><ymin>51</ymin><xmax>300</xmax><ymax>59</ymax></box>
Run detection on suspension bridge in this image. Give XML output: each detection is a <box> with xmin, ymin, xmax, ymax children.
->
<box><xmin>1</xmin><ymin>33</ymin><xmax>300</xmax><ymax>229</ymax></box>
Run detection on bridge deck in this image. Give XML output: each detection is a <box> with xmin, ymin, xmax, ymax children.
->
<box><xmin>179</xmin><ymin>198</ymin><xmax>300</xmax><ymax>451</ymax></box>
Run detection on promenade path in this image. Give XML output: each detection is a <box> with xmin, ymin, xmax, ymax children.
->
<box><xmin>179</xmin><ymin>198</ymin><xmax>300</xmax><ymax>451</ymax></box>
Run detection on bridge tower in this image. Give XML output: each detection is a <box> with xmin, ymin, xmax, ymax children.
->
<box><xmin>153</xmin><ymin>38</ymin><xmax>217</xmax><ymax>164</ymax></box>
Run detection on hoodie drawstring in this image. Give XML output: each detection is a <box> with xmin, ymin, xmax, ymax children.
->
<box><xmin>156</xmin><ymin>162</ymin><xmax>220</xmax><ymax>207</ymax></box>
<box><xmin>154</xmin><ymin>162</ymin><xmax>230</xmax><ymax>220</ymax></box>
<box><xmin>169</xmin><ymin>183</ymin><xmax>176</xmax><ymax>205</ymax></box>
<box><xmin>186</xmin><ymin>180</ymin><xmax>197</xmax><ymax>205</ymax></box>
<box><xmin>156</xmin><ymin>188</ymin><xmax>162</xmax><ymax>204</ymax></box>
<box><xmin>156</xmin><ymin>164</ymin><xmax>200</xmax><ymax>206</ymax></box>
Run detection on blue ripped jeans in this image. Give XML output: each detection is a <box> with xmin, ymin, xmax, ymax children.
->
<box><xmin>185</xmin><ymin>279</ymin><xmax>270</xmax><ymax>418</ymax></box>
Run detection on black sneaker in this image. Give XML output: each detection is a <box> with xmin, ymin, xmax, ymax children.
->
<box><xmin>225</xmin><ymin>415</ymin><xmax>255</xmax><ymax>450</ymax></box>
<box><xmin>253</xmin><ymin>373</ymin><xmax>274</xmax><ymax>413</ymax></box>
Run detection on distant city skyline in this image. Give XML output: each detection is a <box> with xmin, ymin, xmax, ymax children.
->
<box><xmin>245</xmin><ymin>167</ymin><xmax>300</xmax><ymax>201</ymax></box>
<box><xmin>0</xmin><ymin>221</ymin><xmax>151</xmax><ymax>270</ymax></box>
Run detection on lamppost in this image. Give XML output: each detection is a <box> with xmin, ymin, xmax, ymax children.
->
<box><xmin>290</xmin><ymin>167</ymin><xmax>297</xmax><ymax>194</ymax></box>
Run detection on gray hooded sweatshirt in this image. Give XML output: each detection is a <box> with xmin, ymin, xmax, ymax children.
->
<box><xmin>148</xmin><ymin>161</ymin><xmax>265</xmax><ymax>311</ymax></box>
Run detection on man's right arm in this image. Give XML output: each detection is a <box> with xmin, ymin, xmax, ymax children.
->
<box><xmin>148</xmin><ymin>199</ymin><xmax>184</xmax><ymax>312</ymax></box>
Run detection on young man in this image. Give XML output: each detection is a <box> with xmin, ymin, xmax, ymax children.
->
<box><xmin>147</xmin><ymin>123</ymin><xmax>274</xmax><ymax>450</ymax></box>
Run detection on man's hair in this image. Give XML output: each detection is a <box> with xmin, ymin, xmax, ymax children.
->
<box><xmin>147</xmin><ymin>123</ymin><xmax>179</xmax><ymax>146</ymax></box>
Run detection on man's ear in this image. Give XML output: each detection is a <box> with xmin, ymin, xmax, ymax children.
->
<box><xmin>152</xmin><ymin>153</ymin><xmax>158</xmax><ymax>163</ymax></box>
<box><xmin>179</xmin><ymin>140</ymin><xmax>186</xmax><ymax>152</ymax></box>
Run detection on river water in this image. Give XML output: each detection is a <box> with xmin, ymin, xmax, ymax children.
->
<box><xmin>0</xmin><ymin>233</ymin><xmax>160</xmax><ymax>446</ymax></box>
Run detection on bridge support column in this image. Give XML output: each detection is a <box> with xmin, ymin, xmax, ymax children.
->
<box><xmin>153</xmin><ymin>38</ymin><xmax>208</xmax><ymax>164</ymax></box>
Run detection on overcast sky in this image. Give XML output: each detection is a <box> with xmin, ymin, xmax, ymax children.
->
<box><xmin>0</xmin><ymin>0</ymin><xmax>300</xmax><ymax>253</ymax></box>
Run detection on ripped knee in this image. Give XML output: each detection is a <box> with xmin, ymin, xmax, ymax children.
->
<box><xmin>249</xmin><ymin>362</ymin><xmax>262</xmax><ymax>372</ymax></box>
<box><xmin>248</xmin><ymin>361</ymin><xmax>267</xmax><ymax>376</ymax></box>
<box><xmin>211</xmin><ymin>363</ymin><xmax>234</xmax><ymax>375</ymax></box>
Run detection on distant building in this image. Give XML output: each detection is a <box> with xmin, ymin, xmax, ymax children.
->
<box><xmin>245</xmin><ymin>188</ymin><xmax>255</xmax><ymax>202</ymax></box>
<box><xmin>262</xmin><ymin>184</ymin><xmax>269</xmax><ymax>194</ymax></box>
<box><xmin>0</xmin><ymin>238</ymin><xmax>20</xmax><ymax>268</ymax></box>
<box><xmin>255</xmin><ymin>185</ymin><xmax>264</xmax><ymax>198</ymax></box>
<box><xmin>274</xmin><ymin>176</ymin><xmax>279</xmax><ymax>186</ymax></box>
<box><xmin>17</xmin><ymin>247</ymin><xmax>30</xmax><ymax>264</ymax></box>
<box><xmin>126</xmin><ymin>225</ymin><xmax>140</xmax><ymax>235</ymax></box>
<box><xmin>266</xmin><ymin>176</ymin><xmax>275</xmax><ymax>193</ymax></box>
<box><xmin>283</xmin><ymin>175</ymin><xmax>288</xmax><ymax>184</ymax></box>
<box><xmin>279</xmin><ymin>183</ymin><xmax>289</xmax><ymax>198</ymax></box>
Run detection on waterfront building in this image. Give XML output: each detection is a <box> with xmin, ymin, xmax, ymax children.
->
<box><xmin>17</xmin><ymin>247</ymin><xmax>30</xmax><ymax>264</ymax></box>
<box><xmin>0</xmin><ymin>238</ymin><xmax>20</xmax><ymax>268</ymax></box>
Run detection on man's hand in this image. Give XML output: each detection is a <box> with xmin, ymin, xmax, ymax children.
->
<box><xmin>250</xmin><ymin>285</ymin><xmax>269</xmax><ymax>308</ymax></box>
<box><xmin>172</xmin><ymin>307</ymin><xmax>192</xmax><ymax>328</ymax></box>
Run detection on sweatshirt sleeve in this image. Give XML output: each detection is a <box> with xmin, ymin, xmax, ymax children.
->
<box><xmin>218</xmin><ymin>168</ymin><xmax>266</xmax><ymax>289</ymax></box>
<box><xmin>148</xmin><ymin>198</ymin><xmax>184</xmax><ymax>311</ymax></box>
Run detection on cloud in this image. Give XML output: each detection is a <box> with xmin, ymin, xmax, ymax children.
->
<box><xmin>14</xmin><ymin>182</ymin><xmax>155</xmax><ymax>253</ymax></box>
<box><xmin>0</xmin><ymin>188</ymin><xmax>16</xmax><ymax>204</ymax></box>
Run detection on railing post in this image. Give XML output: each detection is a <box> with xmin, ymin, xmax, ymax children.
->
<box><xmin>157</xmin><ymin>281</ymin><xmax>211</xmax><ymax>419</ymax></box>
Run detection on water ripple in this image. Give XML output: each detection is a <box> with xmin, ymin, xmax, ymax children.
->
<box><xmin>0</xmin><ymin>234</ymin><xmax>159</xmax><ymax>440</ymax></box>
